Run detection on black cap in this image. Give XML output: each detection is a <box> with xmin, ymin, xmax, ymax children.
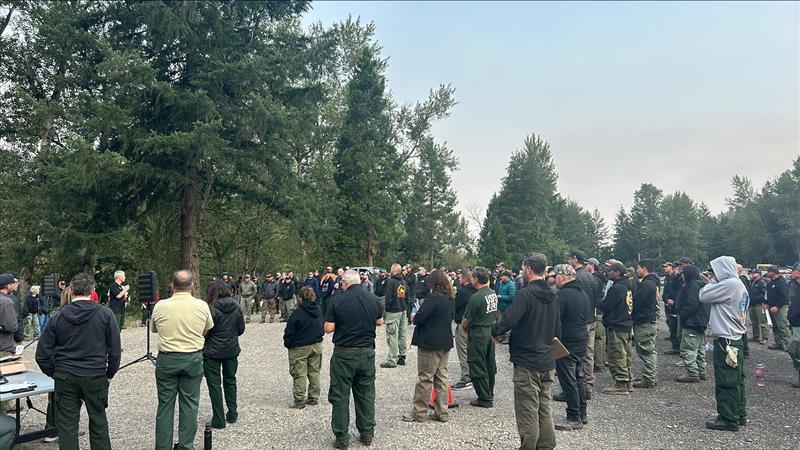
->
<box><xmin>678</xmin><ymin>257</ymin><xmax>693</xmax><ymax>265</ymax></box>
<box><xmin>749</xmin><ymin>268</ymin><xmax>760</xmax><ymax>274</ymax></box>
<box><xmin>0</xmin><ymin>273</ymin><xmax>15</xmax><ymax>285</ymax></box>
<box><xmin>766</xmin><ymin>265</ymin><xmax>780</xmax><ymax>274</ymax></box>
<box><xmin>567</xmin><ymin>250</ymin><xmax>587</xmax><ymax>263</ymax></box>
<box><xmin>791</xmin><ymin>262</ymin><xmax>800</xmax><ymax>271</ymax></box>
<box><xmin>607</xmin><ymin>262</ymin><xmax>626</xmax><ymax>274</ymax></box>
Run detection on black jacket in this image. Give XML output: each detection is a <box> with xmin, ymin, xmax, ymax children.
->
<box><xmin>676</xmin><ymin>265</ymin><xmax>709</xmax><ymax>332</ymax></box>
<box><xmin>788</xmin><ymin>279</ymin><xmax>800</xmax><ymax>327</ymax></box>
<box><xmin>767</xmin><ymin>276</ymin><xmax>790</xmax><ymax>307</ymax></box>
<box><xmin>632</xmin><ymin>273</ymin><xmax>660</xmax><ymax>325</ymax></box>
<box><xmin>280</xmin><ymin>281</ymin><xmax>296</xmax><ymax>300</ymax></box>
<box><xmin>284</xmin><ymin>300</ymin><xmax>324</xmax><ymax>348</ymax></box>
<box><xmin>575</xmin><ymin>266</ymin><xmax>597</xmax><ymax>324</ymax></box>
<box><xmin>203</xmin><ymin>297</ymin><xmax>245</xmax><ymax>360</ymax></box>
<box><xmin>663</xmin><ymin>274</ymin><xmax>682</xmax><ymax>313</ymax></box>
<box><xmin>411</xmin><ymin>292</ymin><xmax>454</xmax><ymax>350</ymax></box>
<box><xmin>492</xmin><ymin>279</ymin><xmax>561</xmax><ymax>371</ymax></box>
<box><xmin>748</xmin><ymin>278</ymin><xmax>766</xmax><ymax>305</ymax></box>
<box><xmin>374</xmin><ymin>276</ymin><xmax>388</xmax><ymax>297</ymax></box>
<box><xmin>415</xmin><ymin>274</ymin><xmax>430</xmax><ymax>299</ymax></box>
<box><xmin>384</xmin><ymin>275</ymin><xmax>408</xmax><ymax>313</ymax></box>
<box><xmin>454</xmin><ymin>284</ymin><xmax>477</xmax><ymax>323</ymax></box>
<box><xmin>35</xmin><ymin>300</ymin><xmax>121</xmax><ymax>379</ymax></box>
<box><xmin>599</xmin><ymin>277</ymin><xmax>632</xmax><ymax>332</ymax></box>
<box><xmin>556</xmin><ymin>280</ymin><xmax>589</xmax><ymax>351</ymax></box>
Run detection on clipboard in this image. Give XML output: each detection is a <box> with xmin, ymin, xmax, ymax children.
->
<box><xmin>553</xmin><ymin>337</ymin><xmax>570</xmax><ymax>360</ymax></box>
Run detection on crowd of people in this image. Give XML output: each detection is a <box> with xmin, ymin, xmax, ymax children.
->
<box><xmin>0</xmin><ymin>251</ymin><xmax>799</xmax><ymax>449</ymax></box>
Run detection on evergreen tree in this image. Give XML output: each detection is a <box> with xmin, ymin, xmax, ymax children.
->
<box><xmin>478</xmin><ymin>213</ymin><xmax>508</xmax><ymax>267</ymax></box>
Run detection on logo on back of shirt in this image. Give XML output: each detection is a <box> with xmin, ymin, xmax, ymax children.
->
<box><xmin>625</xmin><ymin>290</ymin><xmax>633</xmax><ymax>314</ymax></box>
<box><xmin>397</xmin><ymin>285</ymin><xmax>407</xmax><ymax>301</ymax></box>
<box><xmin>485</xmin><ymin>292</ymin><xmax>498</xmax><ymax>313</ymax></box>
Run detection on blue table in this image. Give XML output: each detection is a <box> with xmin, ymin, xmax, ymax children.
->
<box><xmin>0</xmin><ymin>371</ymin><xmax>57</xmax><ymax>446</ymax></box>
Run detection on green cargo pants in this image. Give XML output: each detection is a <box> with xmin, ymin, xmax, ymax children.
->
<box><xmin>594</xmin><ymin>313</ymin><xmax>606</xmax><ymax>371</ymax></box>
<box><xmin>749</xmin><ymin>306</ymin><xmax>769</xmax><ymax>341</ymax></box>
<box><xmin>384</xmin><ymin>311</ymin><xmax>407</xmax><ymax>365</ymax></box>
<box><xmin>328</xmin><ymin>347</ymin><xmax>376</xmax><ymax>446</ymax></box>
<box><xmin>203</xmin><ymin>356</ymin><xmax>239</xmax><ymax>428</ymax></box>
<box><xmin>288</xmin><ymin>343</ymin><xmax>322</xmax><ymax>404</ymax></box>
<box><xmin>114</xmin><ymin>312</ymin><xmax>125</xmax><ymax>331</ymax></box>
<box><xmin>53</xmin><ymin>371</ymin><xmax>111</xmax><ymax>450</ymax></box>
<box><xmin>606</xmin><ymin>329</ymin><xmax>633</xmax><ymax>383</ymax></box>
<box><xmin>467</xmin><ymin>326</ymin><xmax>496</xmax><ymax>405</ymax></box>
<box><xmin>788</xmin><ymin>327</ymin><xmax>800</xmax><ymax>373</ymax></box>
<box><xmin>513</xmin><ymin>366</ymin><xmax>555</xmax><ymax>450</ymax></box>
<box><xmin>633</xmin><ymin>322</ymin><xmax>658</xmax><ymax>383</ymax></box>
<box><xmin>583</xmin><ymin>321</ymin><xmax>597</xmax><ymax>392</ymax></box>
<box><xmin>155</xmin><ymin>352</ymin><xmax>204</xmax><ymax>450</ymax></box>
<box><xmin>454</xmin><ymin>323</ymin><xmax>470</xmax><ymax>382</ymax></box>
<box><xmin>770</xmin><ymin>306</ymin><xmax>790</xmax><ymax>350</ymax></box>
<box><xmin>680</xmin><ymin>329</ymin><xmax>706</xmax><ymax>378</ymax></box>
<box><xmin>713</xmin><ymin>337</ymin><xmax>746</xmax><ymax>423</ymax></box>
<box><xmin>239</xmin><ymin>297</ymin><xmax>254</xmax><ymax>323</ymax></box>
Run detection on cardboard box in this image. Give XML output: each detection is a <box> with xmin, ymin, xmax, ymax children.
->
<box><xmin>0</xmin><ymin>359</ymin><xmax>26</xmax><ymax>376</ymax></box>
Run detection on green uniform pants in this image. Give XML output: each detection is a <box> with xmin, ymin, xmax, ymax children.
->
<box><xmin>513</xmin><ymin>366</ymin><xmax>556</xmax><ymax>450</ymax></box>
<box><xmin>749</xmin><ymin>306</ymin><xmax>769</xmax><ymax>341</ymax></box>
<box><xmin>328</xmin><ymin>347</ymin><xmax>376</xmax><ymax>445</ymax></box>
<box><xmin>384</xmin><ymin>311</ymin><xmax>407</xmax><ymax>365</ymax></box>
<box><xmin>203</xmin><ymin>356</ymin><xmax>239</xmax><ymax>428</ymax></box>
<box><xmin>454</xmin><ymin>323</ymin><xmax>470</xmax><ymax>382</ymax></box>
<box><xmin>770</xmin><ymin>306</ymin><xmax>790</xmax><ymax>350</ymax></box>
<box><xmin>606</xmin><ymin>329</ymin><xmax>633</xmax><ymax>383</ymax></box>
<box><xmin>283</xmin><ymin>297</ymin><xmax>296</xmax><ymax>318</ymax></box>
<box><xmin>713</xmin><ymin>337</ymin><xmax>746</xmax><ymax>423</ymax></box>
<box><xmin>594</xmin><ymin>313</ymin><xmax>606</xmax><ymax>370</ymax></box>
<box><xmin>239</xmin><ymin>297</ymin><xmax>254</xmax><ymax>322</ymax></box>
<box><xmin>666</xmin><ymin>313</ymin><xmax>680</xmax><ymax>350</ymax></box>
<box><xmin>467</xmin><ymin>326</ymin><xmax>496</xmax><ymax>404</ymax></box>
<box><xmin>288</xmin><ymin>343</ymin><xmax>322</xmax><ymax>403</ymax></box>
<box><xmin>788</xmin><ymin>327</ymin><xmax>800</xmax><ymax>373</ymax></box>
<box><xmin>583</xmin><ymin>322</ymin><xmax>597</xmax><ymax>391</ymax></box>
<box><xmin>155</xmin><ymin>352</ymin><xmax>204</xmax><ymax>450</ymax></box>
<box><xmin>114</xmin><ymin>312</ymin><xmax>125</xmax><ymax>331</ymax></box>
<box><xmin>25</xmin><ymin>313</ymin><xmax>40</xmax><ymax>338</ymax></box>
<box><xmin>53</xmin><ymin>371</ymin><xmax>111</xmax><ymax>450</ymax></box>
<box><xmin>633</xmin><ymin>322</ymin><xmax>658</xmax><ymax>383</ymax></box>
<box><xmin>679</xmin><ymin>328</ymin><xmax>706</xmax><ymax>378</ymax></box>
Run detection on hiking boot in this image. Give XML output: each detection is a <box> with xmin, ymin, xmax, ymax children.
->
<box><xmin>663</xmin><ymin>349</ymin><xmax>680</xmax><ymax>355</ymax></box>
<box><xmin>552</xmin><ymin>391</ymin><xmax>566</xmax><ymax>402</ymax></box>
<box><xmin>676</xmin><ymin>376</ymin><xmax>700</xmax><ymax>383</ymax></box>
<box><xmin>585</xmin><ymin>390</ymin><xmax>592</xmax><ymax>400</ymax></box>
<box><xmin>290</xmin><ymin>401</ymin><xmax>305</xmax><ymax>409</ymax></box>
<box><xmin>738</xmin><ymin>418</ymin><xmax>748</xmax><ymax>426</ymax></box>
<box><xmin>334</xmin><ymin>440</ymin><xmax>349</xmax><ymax>449</ymax></box>
<box><xmin>359</xmin><ymin>435</ymin><xmax>372</xmax><ymax>446</ymax></box>
<box><xmin>380</xmin><ymin>362</ymin><xmax>397</xmax><ymax>369</ymax></box>
<box><xmin>705</xmin><ymin>417</ymin><xmax>739</xmax><ymax>432</ymax></box>
<box><xmin>699</xmin><ymin>374</ymin><xmax>707</xmax><ymax>381</ymax></box>
<box><xmin>397</xmin><ymin>356</ymin><xmax>406</xmax><ymax>366</ymax></box>
<box><xmin>469</xmin><ymin>399</ymin><xmax>493</xmax><ymax>408</ymax></box>
<box><xmin>554</xmin><ymin>418</ymin><xmax>584</xmax><ymax>431</ymax></box>
<box><xmin>768</xmin><ymin>344</ymin><xmax>784</xmax><ymax>351</ymax></box>
<box><xmin>452</xmin><ymin>380</ymin><xmax>473</xmax><ymax>390</ymax></box>
<box><xmin>580</xmin><ymin>414</ymin><xmax>589</xmax><ymax>425</ymax></box>
<box><xmin>602</xmin><ymin>383</ymin><xmax>630</xmax><ymax>395</ymax></box>
<box><xmin>305</xmin><ymin>398</ymin><xmax>318</xmax><ymax>406</ymax></box>
<box><xmin>792</xmin><ymin>373</ymin><xmax>800</xmax><ymax>388</ymax></box>
<box><xmin>429</xmin><ymin>413</ymin><xmax>450</xmax><ymax>423</ymax></box>
<box><xmin>632</xmin><ymin>379</ymin><xmax>656</xmax><ymax>389</ymax></box>
<box><xmin>402</xmin><ymin>412</ymin><xmax>425</xmax><ymax>422</ymax></box>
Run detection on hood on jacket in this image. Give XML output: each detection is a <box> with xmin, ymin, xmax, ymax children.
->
<box><xmin>299</xmin><ymin>300</ymin><xmax>322</xmax><ymax>318</ymax></box>
<box><xmin>530</xmin><ymin>279</ymin><xmax>555</xmax><ymax>304</ymax></box>
<box><xmin>61</xmin><ymin>300</ymin><xmax>101</xmax><ymax>325</ymax></box>
<box><xmin>710</xmin><ymin>256</ymin><xmax>738</xmax><ymax>282</ymax></box>
<box><xmin>641</xmin><ymin>273</ymin><xmax>661</xmax><ymax>287</ymax></box>
<box><xmin>682</xmin><ymin>265</ymin><xmax>701</xmax><ymax>284</ymax></box>
<box><xmin>214</xmin><ymin>297</ymin><xmax>240</xmax><ymax>314</ymax></box>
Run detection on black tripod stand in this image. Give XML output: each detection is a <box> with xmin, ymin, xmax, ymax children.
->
<box><xmin>119</xmin><ymin>319</ymin><xmax>157</xmax><ymax>369</ymax></box>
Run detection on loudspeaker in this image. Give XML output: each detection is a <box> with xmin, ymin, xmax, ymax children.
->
<box><xmin>42</xmin><ymin>274</ymin><xmax>58</xmax><ymax>297</ymax></box>
<box><xmin>138</xmin><ymin>271</ymin><xmax>157</xmax><ymax>301</ymax></box>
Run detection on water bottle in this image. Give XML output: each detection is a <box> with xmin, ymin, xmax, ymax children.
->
<box><xmin>204</xmin><ymin>422</ymin><xmax>212</xmax><ymax>450</ymax></box>
<box><xmin>754</xmin><ymin>363</ymin><xmax>766</xmax><ymax>387</ymax></box>
<box><xmin>705</xmin><ymin>342</ymin><xmax>713</xmax><ymax>353</ymax></box>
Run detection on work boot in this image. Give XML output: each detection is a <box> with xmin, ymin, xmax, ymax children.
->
<box><xmin>452</xmin><ymin>380</ymin><xmax>473</xmax><ymax>390</ymax></box>
<box><xmin>705</xmin><ymin>417</ymin><xmax>739</xmax><ymax>432</ymax></box>
<box><xmin>792</xmin><ymin>373</ymin><xmax>800</xmax><ymax>388</ymax></box>
<box><xmin>401</xmin><ymin>412</ymin><xmax>425</xmax><ymax>422</ymax></box>
<box><xmin>469</xmin><ymin>399</ymin><xmax>493</xmax><ymax>408</ymax></box>
<box><xmin>554</xmin><ymin>418</ymin><xmax>583</xmax><ymax>431</ymax></box>
<box><xmin>359</xmin><ymin>435</ymin><xmax>372</xmax><ymax>446</ymax></box>
<box><xmin>380</xmin><ymin>362</ymin><xmax>397</xmax><ymax>369</ymax></box>
<box><xmin>699</xmin><ymin>374</ymin><xmax>707</xmax><ymax>381</ymax></box>
<box><xmin>333</xmin><ymin>440</ymin><xmax>349</xmax><ymax>449</ymax></box>
<box><xmin>397</xmin><ymin>355</ymin><xmax>406</xmax><ymax>366</ymax></box>
<box><xmin>552</xmin><ymin>391</ymin><xmax>566</xmax><ymax>402</ymax></box>
<box><xmin>633</xmin><ymin>379</ymin><xmax>656</xmax><ymax>388</ymax></box>
<box><xmin>602</xmin><ymin>382</ymin><xmax>630</xmax><ymax>395</ymax></box>
<box><xmin>663</xmin><ymin>349</ymin><xmax>680</xmax><ymax>355</ymax></box>
<box><xmin>676</xmin><ymin>375</ymin><xmax>700</xmax><ymax>383</ymax></box>
<box><xmin>580</xmin><ymin>414</ymin><xmax>589</xmax><ymax>425</ymax></box>
<box><xmin>290</xmin><ymin>401</ymin><xmax>305</xmax><ymax>409</ymax></box>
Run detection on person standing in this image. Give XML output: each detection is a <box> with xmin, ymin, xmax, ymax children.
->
<box><xmin>786</xmin><ymin>262</ymin><xmax>800</xmax><ymax>388</ymax></box>
<box><xmin>765</xmin><ymin>265</ymin><xmax>791</xmax><ymax>351</ymax></box>
<box><xmin>35</xmin><ymin>272</ymin><xmax>122</xmax><ymax>450</ymax></box>
<box><xmin>699</xmin><ymin>256</ymin><xmax>749</xmax><ymax>432</ymax></box>
<box><xmin>631</xmin><ymin>259</ymin><xmax>660</xmax><ymax>388</ymax></box>
<box><xmin>402</xmin><ymin>269</ymin><xmax>455</xmax><ymax>423</ymax></box>
<box><xmin>319</xmin><ymin>267</ymin><xmax>337</xmax><ymax>315</ymax></box>
<box><xmin>151</xmin><ymin>270</ymin><xmax>214</xmax><ymax>450</ymax></box>
<box><xmin>203</xmin><ymin>280</ymin><xmax>245</xmax><ymax>429</ymax></box>
<box><xmin>462</xmin><ymin>266</ymin><xmax>498</xmax><ymax>408</ymax></box>
<box><xmin>0</xmin><ymin>273</ymin><xmax>21</xmax><ymax>413</ymax></box>
<box><xmin>748</xmin><ymin>270</ymin><xmax>769</xmax><ymax>344</ymax></box>
<box><xmin>598</xmin><ymin>262</ymin><xmax>633</xmax><ymax>395</ymax></box>
<box><xmin>567</xmin><ymin>250</ymin><xmax>599</xmax><ymax>398</ymax></box>
<box><xmin>284</xmin><ymin>286</ymin><xmax>324</xmax><ymax>409</ymax></box>
<box><xmin>258</xmin><ymin>274</ymin><xmax>279</xmax><ymax>323</ymax></box>
<box><xmin>109</xmin><ymin>270</ymin><xmax>129</xmax><ymax>331</ymax></box>
<box><xmin>551</xmin><ymin>264</ymin><xmax>589</xmax><ymax>431</ymax></box>
<box><xmin>381</xmin><ymin>263</ymin><xmax>409</xmax><ymax>368</ymax></box>
<box><xmin>25</xmin><ymin>285</ymin><xmax>42</xmax><ymax>339</ymax></box>
<box><xmin>304</xmin><ymin>272</ymin><xmax>321</xmax><ymax>298</ymax></box>
<box><xmin>496</xmin><ymin>271</ymin><xmax>517</xmax><ymax>344</ymax></box>
<box><xmin>662</xmin><ymin>262</ymin><xmax>682</xmax><ymax>354</ymax></box>
<box><xmin>452</xmin><ymin>270</ymin><xmax>477</xmax><ymax>390</ymax></box>
<box><xmin>415</xmin><ymin>267</ymin><xmax>430</xmax><ymax>305</ymax></box>
<box><xmin>324</xmin><ymin>269</ymin><xmax>383</xmax><ymax>449</ymax></box>
<box><xmin>360</xmin><ymin>271</ymin><xmax>374</xmax><ymax>294</ymax></box>
<box><xmin>675</xmin><ymin>265</ymin><xmax>709</xmax><ymax>383</ymax></box>
<box><xmin>237</xmin><ymin>274</ymin><xmax>257</xmax><ymax>324</ymax></box>
<box><xmin>587</xmin><ymin>258</ymin><xmax>607</xmax><ymax>373</ymax></box>
<box><xmin>279</xmin><ymin>275</ymin><xmax>297</xmax><ymax>323</ymax></box>
<box><xmin>492</xmin><ymin>253</ymin><xmax>560</xmax><ymax>450</ymax></box>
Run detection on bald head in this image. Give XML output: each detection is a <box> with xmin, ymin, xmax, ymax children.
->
<box><xmin>172</xmin><ymin>270</ymin><xmax>195</xmax><ymax>291</ymax></box>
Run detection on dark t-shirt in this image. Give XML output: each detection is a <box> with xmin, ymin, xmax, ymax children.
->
<box><xmin>109</xmin><ymin>283</ymin><xmax>126</xmax><ymax>314</ymax></box>
<box><xmin>325</xmin><ymin>285</ymin><xmax>383</xmax><ymax>348</ymax></box>
<box><xmin>464</xmin><ymin>286</ymin><xmax>498</xmax><ymax>329</ymax></box>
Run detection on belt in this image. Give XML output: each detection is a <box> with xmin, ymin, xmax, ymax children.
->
<box><xmin>335</xmin><ymin>345</ymin><xmax>369</xmax><ymax>350</ymax></box>
<box><xmin>158</xmin><ymin>350</ymin><xmax>202</xmax><ymax>356</ymax></box>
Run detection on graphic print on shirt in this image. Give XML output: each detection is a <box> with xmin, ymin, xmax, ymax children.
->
<box><xmin>485</xmin><ymin>292</ymin><xmax>498</xmax><ymax>313</ymax></box>
<box><xmin>625</xmin><ymin>290</ymin><xmax>633</xmax><ymax>314</ymax></box>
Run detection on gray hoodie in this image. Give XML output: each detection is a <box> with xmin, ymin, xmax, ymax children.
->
<box><xmin>699</xmin><ymin>256</ymin><xmax>749</xmax><ymax>340</ymax></box>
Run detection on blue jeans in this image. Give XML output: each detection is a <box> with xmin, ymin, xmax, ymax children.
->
<box><xmin>39</xmin><ymin>313</ymin><xmax>49</xmax><ymax>330</ymax></box>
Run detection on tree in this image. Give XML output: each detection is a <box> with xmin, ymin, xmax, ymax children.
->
<box><xmin>478</xmin><ymin>213</ymin><xmax>508</xmax><ymax>267</ymax></box>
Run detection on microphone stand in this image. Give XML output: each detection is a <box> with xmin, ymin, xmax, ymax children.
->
<box><xmin>119</xmin><ymin>318</ymin><xmax>157</xmax><ymax>370</ymax></box>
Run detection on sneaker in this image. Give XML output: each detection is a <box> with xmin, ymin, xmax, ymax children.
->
<box><xmin>676</xmin><ymin>361</ymin><xmax>685</xmax><ymax>367</ymax></box>
<box><xmin>705</xmin><ymin>417</ymin><xmax>739</xmax><ymax>432</ymax></box>
<box><xmin>632</xmin><ymin>380</ymin><xmax>656</xmax><ymax>388</ymax></box>
<box><xmin>469</xmin><ymin>399</ymin><xmax>493</xmax><ymax>408</ymax></box>
<box><xmin>676</xmin><ymin>376</ymin><xmax>700</xmax><ymax>383</ymax></box>
<box><xmin>305</xmin><ymin>398</ymin><xmax>318</xmax><ymax>406</ymax></box>
<box><xmin>602</xmin><ymin>383</ymin><xmax>630</xmax><ymax>396</ymax></box>
<box><xmin>452</xmin><ymin>380</ymin><xmax>473</xmax><ymax>390</ymax></box>
<box><xmin>380</xmin><ymin>362</ymin><xmax>397</xmax><ymax>369</ymax></box>
<box><xmin>554</xmin><ymin>418</ymin><xmax>584</xmax><ymax>431</ymax></box>
<box><xmin>552</xmin><ymin>391</ymin><xmax>566</xmax><ymax>402</ymax></box>
<box><xmin>290</xmin><ymin>402</ymin><xmax>305</xmax><ymax>409</ymax></box>
<box><xmin>580</xmin><ymin>415</ymin><xmax>589</xmax><ymax>425</ymax></box>
<box><xmin>401</xmin><ymin>412</ymin><xmax>425</xmax><ymax>422</ymax></box>
<box><xmin>397</xmin><ymin>356</ymin><xmax>406</xmax><ymax>366</ymax></box>
<box><xmin>42</xmin><ymin>436</ymin><xmax>59</xmax><ymax>443</ymax></box>
<box><xmin>429</xmin><ymin>413</ymin><xmax>450</xmax><ymax>422</ymax></box>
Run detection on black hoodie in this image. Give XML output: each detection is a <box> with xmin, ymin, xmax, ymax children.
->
<box><xmin>676</xmin><ymin>265</ymin><xmax>709</xmax><ymax>332</ymax></box>
<box><xmin>384</xmin><ymin>274</ymin><xmax>408</xmax><ymax>313</ymax></box>
<box><xmin>283</xmin><ymin>300</ymin><xmax>324</xmax><ymax>348</ymax></box>
<box><xmin>631</xmin><ymin>273</ymin><xmax>660</xmax><ymax>325</ymax></box>
<box><xmin>204</xmin><ymin>297</ymin><xmax>245</xmax><ymax>360</ymax></box>
<box><xmin>556</xmin><ymin>280</ymin><xmax>589</xmax><ymax>351</ymax></box>
<box><xmin>599</xmin><ymin>277</ymin><xmax>632</xmax><ymax>332</ymax></box>
<box><xmin>492</xmin><ymin>279</ymin><xmax>561</xmax><ymax>371</ymax></box>
<box><xmin>35</xmin><ymin>300</ymin><xmax>121</xmax><ymax>379</ymax></box>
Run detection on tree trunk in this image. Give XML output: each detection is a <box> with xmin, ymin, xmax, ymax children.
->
<box><xmin>181</xmin><ymin>168</ymin><xmax>200</xmax><ymax>294</ymax></box>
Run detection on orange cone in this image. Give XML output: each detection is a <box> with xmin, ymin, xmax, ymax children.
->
<box><xmin>428</xmin><ymin>384</ymin><xmax>459</xmax><ymax>409</ymax></box>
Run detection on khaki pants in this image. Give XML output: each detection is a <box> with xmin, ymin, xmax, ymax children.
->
<box><xmin>749</xmin><ymin>306</ymin><xmax>769</xmax><ymax>341</ymax></box>
<box><xmin>680</xmin><ymin>329</ymin><xmax>706</xmax><ymax>378</ymax></box>
<box><xmin>594</xmin><ymin>313</ymin><xmax>606</xmax><ymax>370</ymax></box>
<box><xmin>513</xmin><ymin>366</ymin><xmax>556</xmax><ymax>450</ymax></box>
<box><xmin>454</xmin><ymin>323</ymin><xmax>470</xmax><ymax>382</ymax></box>
<box><xmin>583</xmin><ymin>322</ymin><xmax>596</xmax><ymax>392</ymax></box>
<box><xmin>633</xmin><ymin>322</ymin><xmax>658</xmax><ymax>383</ymax></box>
<box><xmin>770</xmin><ymin>306</ymin><xmax>790</xmax><ymax>350</ymax></box>
<box><xmin>261</xmin><ymin>298</ymin><xmax>277</xmax><ymax>322</ymax></box>
<box><xmin>384</xmin><ymin>311</ymin><xmax>407</xmax><ymax>365</ymax></box>
<box><xmin>411</xmin><ymin>349</ymin><xmax>450</xmax><ymax>418</ymax></box>
<box><xmin>606</xmin><ymin>329</ymin><xmax>633</xmax><ymax>383</ymax></box>
<box><xmin>288</xmin><ymin>343</ymin><xmax>322</xmax><ymax>403</ymax></box>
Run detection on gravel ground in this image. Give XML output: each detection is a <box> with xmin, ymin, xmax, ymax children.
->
<box><xmin>12</xmin><ymin>313</ymin><xmax>800</xmax><ymax>449</ymax></box>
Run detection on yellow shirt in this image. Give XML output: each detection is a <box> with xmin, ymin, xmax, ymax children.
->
<box><xmin>151</xmin><ymin>292</ymin><xmax>214</xmax><ymax>353</ymax></box>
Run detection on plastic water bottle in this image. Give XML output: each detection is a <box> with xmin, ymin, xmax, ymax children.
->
<box><xmin>705</xmin><ymin>342</ymin><xmax>713</xmax><ymax>353</ymax></box>
<box><xmin>204</xmin><ymin>422</ymin><xmax>212</xmax><ymax>450</ymax></box>
<box><xmin>755</xmin><ymin>363</ymin><xmax>766</xmax><ymax>387</ymax></box>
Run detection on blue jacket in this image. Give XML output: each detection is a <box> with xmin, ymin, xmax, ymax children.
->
<box><xmin>497</xmin><ymin>280</ymin><xmax>517</xmax><ymax>312</ymax></box>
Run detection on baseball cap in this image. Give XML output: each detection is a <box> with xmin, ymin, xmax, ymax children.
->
<box><xmin>766</xmin><ymin>265</ymin><xmax>780</xmax><ymax>274</ymax></box>
<box><xmin>586</xmin><ymin>258</ymin><xmax>600</xmax><ymax>267</ymax></box>
<box><xmin>790</xmin><ymin>262</ymin><xmax>800</xmax><ymax>271</ymax></box>
<box><xmin>607</xmin><ymin>262</ymin><xmax>626</xmax><ymax>274</ymax></box>
<box><xmin>0</xmin><ymin>273</ymin><xmax>15</xmax><ymax>285</ymax></box>
<box><xmin>678</xmin><ymin>257</ymin><xmax>693</xmax><ymax>265</ymax></box>
<box><xmin>567</xmin><ymin>250</ymin><xmax>587</xmax><ymax>263</ymax></box>
<box><xmin>552</xmin><ymin>264</ymin><xmax>576</xmax><ymax>277</ymax></box>
<box><xmin>662</xmin><ymin>262</ymin><xmax>673</xmax><ymax>267</ymax></box>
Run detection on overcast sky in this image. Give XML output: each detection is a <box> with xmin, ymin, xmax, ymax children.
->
<box><xmin>303</xmin><ymin>1</ymin><xmax>800</xmax><ymax>232</ymax></box>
